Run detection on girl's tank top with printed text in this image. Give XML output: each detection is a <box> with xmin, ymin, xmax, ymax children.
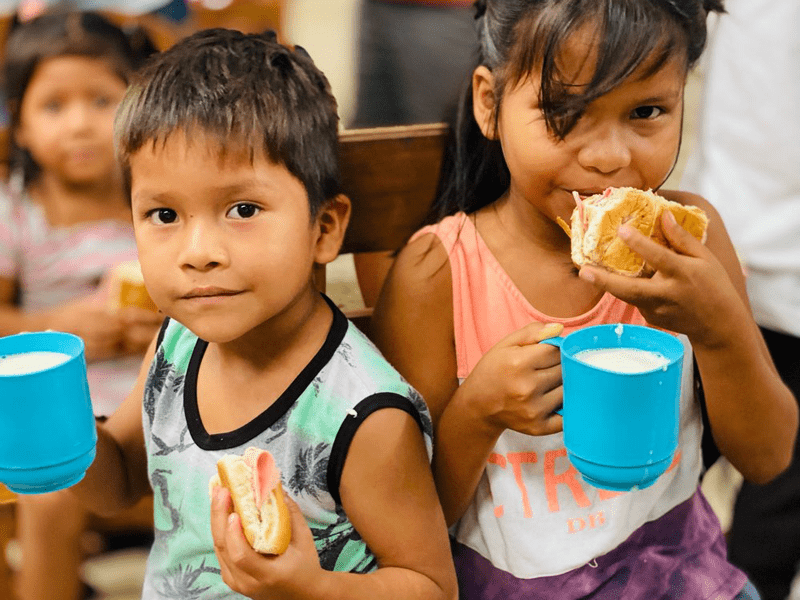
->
<box><xmin>413</xmin><ymin>213</ymin><xmax>746</xmax><ymax>599</ymax></box>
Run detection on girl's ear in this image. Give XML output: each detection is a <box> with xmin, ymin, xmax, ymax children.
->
<box><xmin>472</xmin><ymin>65</ymin><xmax>498</xmax><ymax>140</ymax></box>
<box><xmin>314</xmin><ymin>194</ymin><xmax>351</xmax><ymax>265</ymax></box>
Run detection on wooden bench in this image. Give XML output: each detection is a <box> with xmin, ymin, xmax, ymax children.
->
<box><xmin>336</xmin><ymin>122</ymin><xmax>449</xmax><ymax>335</ymax></box>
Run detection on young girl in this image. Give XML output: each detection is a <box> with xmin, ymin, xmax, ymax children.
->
<box><xmin>371</xmin><ymin>1</ymin><xmax>799</xmax><ymax>599</ymax></box>
<box><xmin>0</xmin><ymin>11</ymin><xmax>160</xmax><ymax>600</ymax></box>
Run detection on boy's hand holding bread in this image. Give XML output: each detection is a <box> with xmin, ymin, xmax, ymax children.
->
<box><xmin>210</xmin><ymin>448</ymin><xmax>325</xmax><ymax>600</ymax></box>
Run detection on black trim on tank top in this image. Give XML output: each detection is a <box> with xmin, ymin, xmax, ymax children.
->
<box><xmin>326</xmin><ymin>393</ymin><xmax>426</xmax><ymax>505</ymax></box>
<box><xmin>184</xmin><ymin>294</ymin><xmax>349</xmax><ymax>450</ymax></box>
<box><xmin>155</xmin><ymin>316</ymin><xmax>170</xmax><ymax>349</ymax></box>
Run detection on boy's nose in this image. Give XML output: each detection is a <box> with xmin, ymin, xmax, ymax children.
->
<box><xmin>179</xmin><ymin>219</ymin><xmax>229</xmax><ymax>271</ymax></box>
<box><xmin>576</xmin><ymin>125</ymin><xmax>632</xmax><ymax>174</ymax></box>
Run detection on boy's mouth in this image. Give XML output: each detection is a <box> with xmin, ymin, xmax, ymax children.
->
<box><xmin>182</xmin><ymin>287</ymin><xmax>242</xmax><ymax>299</ymax></box>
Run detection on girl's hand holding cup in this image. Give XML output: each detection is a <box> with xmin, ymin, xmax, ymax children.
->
<box><xmin>457</xmin><ymin>321</ymin><xmax>564</xmax><ymax>438</ymax></box>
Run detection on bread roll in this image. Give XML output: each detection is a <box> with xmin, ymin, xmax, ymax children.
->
<box><xmin>209</xmin><ymin>447</ymin><xmax>291</xmax><ymax>555</ymax></box>
<box><xmin>107</xmin><ymin>260</ymin><xmax>158</xmax><ymax>312</ymax></box>
<box><xmin>566</xmin><ymin>187</ymin><xmax>709</xmax><ymax>276</ymax></box>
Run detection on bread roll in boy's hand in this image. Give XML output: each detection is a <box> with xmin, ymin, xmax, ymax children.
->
<box><xmin>107</xmin><ymin>260</ymin><xmax>159</xmax><ymax>312</ymax></box>
<box><xmin>557</xmin><ymin>187</ymin><xmax>709</xmax><ymax>277</ymax></box>
<box><xmin>209</xmin><ymin>447</ymin><xmax>291</xmax><ymax>555</ymax></box>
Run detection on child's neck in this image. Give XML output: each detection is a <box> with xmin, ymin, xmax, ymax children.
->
<box><xmin>477</xmin><ymin>196</ymin><xmax>606</xmax><ymax>318</ymax></box>
<box><xmin>196</xmin><ymin>291</ymin><xmax>333</xmax><ymax>434</ymax></box>
<box><xmin>29</xmin><ymin>170</ymin><xmax>129</xmax><ymax>227</ymax></box>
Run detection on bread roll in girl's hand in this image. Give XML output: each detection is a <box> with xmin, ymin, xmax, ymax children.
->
<box><xmin>107</xmin><ymin>260</ymin><xmax>159</xmax><ymax>312</ymax></box>
<box><xmin>209</xmin><ymin>447</ymin><xmax>291</xmax><ymax>555</ymax></box>
<box><xmin>557</xmin><ymin>187</ymin><xmax>709</xmax><ymax>277</ymax></box>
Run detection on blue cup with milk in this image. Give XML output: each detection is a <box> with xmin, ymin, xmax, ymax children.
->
<box><xmin>0</xmin><ymin>331</ymin><xmax>96</xmax><ymax>493</ymax></box>
<box><xmin>541</xmin><ymin>323</ymin><xmax>684</xmax><ymax>491</ymax></box>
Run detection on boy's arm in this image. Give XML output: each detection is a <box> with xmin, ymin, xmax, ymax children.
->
<box><xmin>327</xmin><ymin>408</ymin><xmax>458</xmax><ymax>600</ymax></box>
<box><xmin>371</xmin><ymin>234</ymin><xmax>504</xmax><ymax>526</ymax></box>
<box><xmin>67</xmin><ymin>335</ymin><xmax>155</xmax><ymax>516</ymax></box>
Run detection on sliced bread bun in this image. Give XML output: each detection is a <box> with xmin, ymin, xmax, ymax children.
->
<box><xmin>568</xmin><ymin>187</ymin><xmax>709</xmax><ymax>276</ymax></box>
<box><xmin>210</xmin><ymin>447</ymin><xmax>291</xmax><ymax>555</ymax></box>
<box><xmin>107</xmin><ymin>260</ymin><xmax>158</xmax><ymax>312</ymax></box>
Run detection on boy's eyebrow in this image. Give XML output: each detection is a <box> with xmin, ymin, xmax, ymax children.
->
<box><xmin>132</xmin><ymin>181</ymin><xmax>274</xmax><ymax>204</ymax></box>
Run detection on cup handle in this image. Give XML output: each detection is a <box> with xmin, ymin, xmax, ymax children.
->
<box><xmin>539</xmin><ymin>336</ymin><xmax>564</xmax><ymax>416</ymax></box>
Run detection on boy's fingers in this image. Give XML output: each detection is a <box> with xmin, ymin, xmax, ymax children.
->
<box><xmin>284</xmin><ymin>493</ymin><xmax>315</xmax><ymax>548</ymax></box>
<box><xmin>210</xmin><ymin>486</ymin><xmax>233</xmax><ymax>552</ymax></box>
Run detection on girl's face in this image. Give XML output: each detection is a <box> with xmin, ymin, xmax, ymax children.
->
<box><xmin>15</xmin><ymin>56</ymin><xmax>128</xmax><ymax>186</ymax></box>
<box><xmin>475</xmin><ymin>29</ymin><xmax>686</xmax><ymax>226</ymax></box>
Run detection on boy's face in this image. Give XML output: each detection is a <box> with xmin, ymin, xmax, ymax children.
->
<box><xmin>129</xmin><ymin>131</ymin><xmax>342</xmax><ymax>344</ymax></box>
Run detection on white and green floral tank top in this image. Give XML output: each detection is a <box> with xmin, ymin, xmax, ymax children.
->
<box><xmin>140</xmin><ymin>297</ymin><xmax>432</xmax><ymax>599</ymax></box>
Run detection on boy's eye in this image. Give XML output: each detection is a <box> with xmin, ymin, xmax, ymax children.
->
<box><xmin>631</xmin><ymin>105</ymin><xmax>663</xmax><ymax>120</ymax></box>
<box><xmin>43</xmin><ymin>100</ymin><xmax>61</xmax><ymax>113</ymax></box>
<box><xmin>148</xmin><ymin>208</ymin><xmax>178</xmax><ymax>225</ymax></box>
<box><xmin>227</xmin><ymin>203</ymin><xmax>261</xmax><ymax>220</ymax></box>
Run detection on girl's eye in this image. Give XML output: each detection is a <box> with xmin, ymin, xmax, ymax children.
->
<box><xmin>43</xmin><ymin>100</ymin><xmax>61</xmax><ymax>113</ymax></box>
<box><xmin>148</xmin><ymin>208</ymin><xmax>178</xmax><ymax>225</ymax></box>
<box><xmin>94</xmin><ymin>96</ymin><xmax>112</xmax><ymax>108</ymax></box>
<box><xmin>631</xmin><ymin>105</ymin><xmax>663</xmax><ymax>120</ymax></box>
<box><xmin>227</xmin><ymin>203</ymin><xmax>261</xmax><ymax>220</ymax></box>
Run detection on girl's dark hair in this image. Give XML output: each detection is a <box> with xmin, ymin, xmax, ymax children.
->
<box><xmin>431</xmin><ymin>0</ymin><xmax>725</xmax><ymax>223</ymax></box>
<box><xmin>115</xmin><ymin>28</ymin><xmax>341</xmax><ymax>217</ymax></box>
<box><xmin>2</xmin><ymin>10</ymin><xmax>156</xmax><ymax>185</ymax></box>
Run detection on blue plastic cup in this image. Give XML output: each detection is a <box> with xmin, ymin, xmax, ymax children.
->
<box><xmin>541</xmin><ymin>324</ymin><xmax>684</xmax><ymax>491</ymax></box>
<box><xmin>0</xmin><ymin>331</ymin><xmax>97</xmax><ymax>494</ymax></box>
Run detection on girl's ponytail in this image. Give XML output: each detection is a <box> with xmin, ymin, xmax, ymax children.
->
<box><xmin>428</xmin><ymin>0</ymin><xmax>521</xmax><ymax>223</ymax></box>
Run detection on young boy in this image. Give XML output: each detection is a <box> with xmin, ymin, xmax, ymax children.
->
<box><xmin>66</xmin><ymin>29</ymin><xmax>457</xmax><ymax>600</ymax></box>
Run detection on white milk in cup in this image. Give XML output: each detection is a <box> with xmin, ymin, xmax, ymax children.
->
<box><xmin>574</xmin><ymin>347</ymin><xmax>670</xmax><ymax>374</ymax></box>
<box><xmin>0</xmin><ymin>351</ymin><xmax>72</xmax><ymax>376</ymax></box>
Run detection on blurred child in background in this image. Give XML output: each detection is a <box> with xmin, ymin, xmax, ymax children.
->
<box><xmin>0</xmin><ymin>11</ymin><xmax>159</xmax><ymax>600</ymax></box>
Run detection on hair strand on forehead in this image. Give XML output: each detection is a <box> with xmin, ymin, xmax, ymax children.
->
<box><xmin>115</xmin><ymin>28</ymin><xmax>341</xmax><ymax>217</ymax></box>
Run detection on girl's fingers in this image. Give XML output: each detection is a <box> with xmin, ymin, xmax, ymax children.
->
<box><xmin>658</xmin><ymin>210</ymin><xmax>708</xmax><ymax>258</ymax></box>
<box><xmin>579</xmin><ymin>265</ymin><xmax>659</xmax><ymax>307</ymax></box>
<box><xmin>616</xmin><ymin>224</ymin><xmax>681</xmax><ymax>276</ymax></box>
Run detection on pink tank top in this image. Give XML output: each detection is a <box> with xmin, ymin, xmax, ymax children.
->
<box><xmin>412</xmin><ymin>213</ymin><xmax>745</xmax><ymax>599</ymax></box>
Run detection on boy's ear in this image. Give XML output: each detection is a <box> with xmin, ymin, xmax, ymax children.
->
<box><xmin>314</xmin><ymin>193</ymin><xmax>351</xmax><ymax>265</ymax></box>
<box><xmin>473</xmin><ymin>65</ymin><xmax>498</xmax><ymax>140</ymax></box>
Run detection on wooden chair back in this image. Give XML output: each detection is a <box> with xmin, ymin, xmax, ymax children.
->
<box><xmin>334</xmin><ymin>122</ymin><xmax>449</xmax><ymax>335</ymax></box>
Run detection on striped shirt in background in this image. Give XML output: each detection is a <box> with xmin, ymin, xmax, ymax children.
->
<box><xmin>0</xmin><ymin>185</ymin><xmax>142</xmax><ymax>416</ymax></box>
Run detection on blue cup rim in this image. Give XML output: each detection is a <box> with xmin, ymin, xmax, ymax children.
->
<box><xmin>545</xmin><ymin>323</ymin><xmax>684</xmax><ymax>376</ymax></box>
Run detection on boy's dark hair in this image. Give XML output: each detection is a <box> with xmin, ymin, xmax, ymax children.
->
<box><xmin>2</xmin><ymin>10</ymin><xmax>156</xmax><ymax>185</ymax></box>
<box><xmin>116</xmin><ymin>29</ymin><xmax>341</xmax><ymax>216</ymax></box>
<box><xmin>431</xmin><ymin>0</ymin><xmax>725</xmax><ymax>222</ymax></box>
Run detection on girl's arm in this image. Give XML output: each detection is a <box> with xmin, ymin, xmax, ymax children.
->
<box><xmin>66</xmin><ymin>336</ymin><xmax>154</xmax><ymax>515</ymax></box>
<box><xmin>0</xmin><ymin>276</ymin><xmax>126</xmax><ymax>361</ymax></box>
<box><xmin>580</xmin><ymin>193</ymin><xmax>798</xmax><ymax>483</ymax></box>
<box><xmin>371</xmin><ymin>234</ymin><xmax>562</xmax><ymax>525</ymax></box>
<box><xmin>210</xmin><ymin>408</ymin><xmax>458</xmax><ymax>600</ymax></box>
